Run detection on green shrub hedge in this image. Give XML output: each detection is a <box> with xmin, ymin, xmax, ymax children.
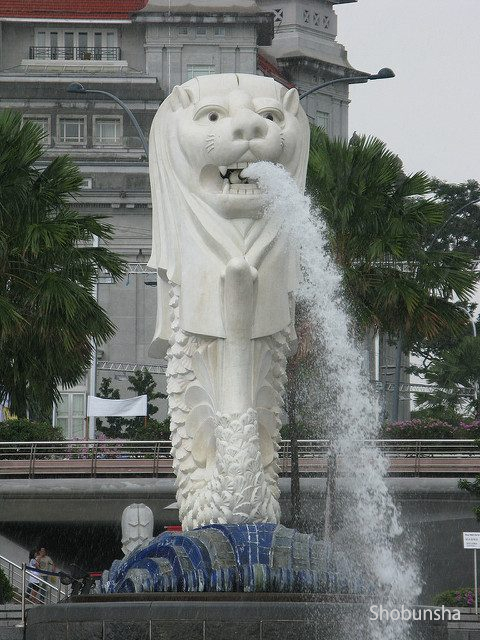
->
<box><xmin>379</xmin><ymin>419</ymin><xmax>480</xmax><ymax>440</ymax></box>
<box><xmin>0</xmin><ymin>419</ymin><xmax>64</xmax><ymax>442</ymax></box>
<box><xmin>433</xmin><ymin>587</ymin><xmax>475</xmax><ymax>607</ymax></box>
<box><xmin>0</xmin><ymin>567</ymin><xmax>14</xmax><ymax>604</ymax></box>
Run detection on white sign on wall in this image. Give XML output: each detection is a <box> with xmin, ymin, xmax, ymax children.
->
<box><xmin>463</xmin><ymin>532</ymin><xmax>480</xmax><ymax>549</ymax></box>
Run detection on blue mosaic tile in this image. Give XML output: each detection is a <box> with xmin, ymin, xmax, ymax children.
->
<box><xmin>105</xmin><ymin>523</ymin><xmax>373</xmax><ymax>595</ymax></box>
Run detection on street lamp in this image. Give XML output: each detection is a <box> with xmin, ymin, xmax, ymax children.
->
<box><xmin>299</xmin><ymin>67</ymin><xmax>395</xmax><ymax>101</ymax></box>
<box><xmin>67</xmin><ymin>82</ymin><xmax>149</xmax><ymax>155</ymax></box>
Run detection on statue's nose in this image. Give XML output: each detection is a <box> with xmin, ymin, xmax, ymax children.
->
<box><xmin>232</xmin><ymin>110</ymin><xmax>268</xmax><ymax>141</ymax></box>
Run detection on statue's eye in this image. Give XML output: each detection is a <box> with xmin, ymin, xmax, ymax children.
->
<box><xmin>258</xmin><ymin>109</ymin><xmax>284</xmax><ymax>124</ymax></box>
<box><xmin>193</xmin><ymin>106</ymin><xmax>227</xmax><ymax>123</ymax></box>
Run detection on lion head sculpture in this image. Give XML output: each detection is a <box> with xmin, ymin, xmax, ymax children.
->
<box><xmin>148</xmin><ymin>73</ymin><xmax>310</xmax><ymax>358</ymax></box>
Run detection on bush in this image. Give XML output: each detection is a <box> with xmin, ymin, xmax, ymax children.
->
<box><xmin>97</xmin><ymin>418</ymin><xmax>170</xmax><ymax>441</ymax></box>
<box><xmin>0</xmin><ymin>567</ymin><xmax>14</xmax><ymax>604</ymax></box>
<box><xmin>0</xmin><ymin>419</ymin><xmax>64</xmax><ymax>442</ymax></box>
<box><xmin>433</xmin><ymin>587</ymin><xmax>475</xmax><ymax>607</ymax></box>
<box><xmin>379</xmin><ymin>418</ymin><xmax>480</xmax><ymax>440</ymax></box>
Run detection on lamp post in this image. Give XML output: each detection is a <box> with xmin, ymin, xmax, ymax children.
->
<box><xmin>67</xmin><ymin>82</ymin><xmax>149</xmax><ymax>155</ymax></box>
<box><xmin>298</xmin><ymin>67</ymin><xmax>395</xmax><ymax>101</ymax></box>
<box><xmin>67</xmin><ymin>83</ymin><xmax>148</xmax><ymax>437</ymax></box>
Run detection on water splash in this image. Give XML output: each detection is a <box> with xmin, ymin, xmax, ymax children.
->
<box><xmin>244</xmin><ymin>162</ymin><xmax>421</xmax><ymax>640</ymax></box>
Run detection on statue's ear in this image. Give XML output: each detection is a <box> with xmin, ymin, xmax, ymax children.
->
<box><xmin>170</xmin><ymin>85</ymin><xmax>193</xmax><ymax>111</ymax></box>
<box><xmin>283</xmin><ymin>87</ymin><xmax>300</xmax><ymax>116</ymax></box>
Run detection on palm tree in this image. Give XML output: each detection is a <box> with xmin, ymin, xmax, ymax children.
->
<box><xmin>415</xmin><ymin>334</ymin><xmax>480</xmax><ymax>419</ymax></box>
<box><xmin>306</xmin><ymin>127</ymin><xmax>478</xmax><ymax>419</ymax></box>
<box><xmin>0</xmin><ymin>110</ymin><xmax>126</xmax><ymax>418</ymax></box>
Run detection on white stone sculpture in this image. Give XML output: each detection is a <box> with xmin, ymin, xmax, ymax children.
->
<box><xmin>148</xmin><ymin>73</ymin><xmax>310</xmax><ymax>530</ymax></box>
<box><xmin>121</xmin><ymin>503</ymin><xmax>154</xmax><ymax>556</ymax></box>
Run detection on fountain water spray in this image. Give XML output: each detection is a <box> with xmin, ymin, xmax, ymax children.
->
<box><xmin>244</xmin><ymin>161</ymin><xmax>422</xmax><ymax>640</ymax></box>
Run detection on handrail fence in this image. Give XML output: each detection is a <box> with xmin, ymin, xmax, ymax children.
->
<box><xmin>0</xmin><ymin>439</ymin><xmax>479</xmax><ymax>478</ymax></box>
<box><xmin>0</xmin><ymin>554</ymin><xmax>68</xmax><ymax>608</ymax></box>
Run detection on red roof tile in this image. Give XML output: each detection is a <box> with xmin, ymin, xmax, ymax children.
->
<box><xmin>0</xmin><ymin>1</ymin><xmax>149</xmax><ymax>20</ymax></box>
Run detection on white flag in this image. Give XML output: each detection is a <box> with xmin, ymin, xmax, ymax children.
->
<box><xmin>87</xmin><ymin>395</ymin><xmax>148</xmax><ymax>417</ymax></box>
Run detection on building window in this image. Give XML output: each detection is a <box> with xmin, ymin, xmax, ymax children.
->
<box><xmin>303</xmin><ymin>9</ymin><xmax>310</xmax><ymax>23</ymax></box>
<box><xmin>80</xmin><ymin>177</ymin><xmax>93</xmax><ymax>190</ymax></box>
<box><xmin>22</xmin><ymin>115</ymin><xmax>51</xmax><ymax>145</ymax></box>
<box><xmin>273</xmin><ymin>8</ymin><xmax>283</xmax><ymax>26</ymax></box>
<box><xmin>58</xmin><ymin>116</ymin><xmax>86</xmax><ymax>145</ymax></box>
<box><xmin>214</xmin><ymin>26</ymin><xmax>226</xmax><ymax>36</ymax></box>
<box><xmin>55</xmin><ymin>392</ymin><xmax>86</xmax><ymax>439</ymax></box>
<box><xmin>196</xmin><ymin>26</ymin><xmax>207</xmax><ymax>36</ymax></box>
<box><xmin>315</xmin><ymin>111</ymin><xmax>329</xmax><ymax>132</ymax></box>
<box><xmin>32</xmin><ymin>29</ymin><xmax>119</xmax><ymax>61</ymax></box>
<box><xmin>94</xmin><ymin>116</ymin><xmax>122</xmax><ymax>146</ymax></box>
<box><xmin>178</xmin><ymin>26</ymin><xmax>188</xmax><ymax>35</ymax></box>
<box><xmin>187</xmin><ymin>64</ymin><xmax>215</xmax><ymax>80</ymax></box>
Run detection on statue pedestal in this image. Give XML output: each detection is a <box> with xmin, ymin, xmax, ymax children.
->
<box><xmin>25</xmin><ymin>595</ymin><xmax>448</xmax><ymax>640</ymax></box>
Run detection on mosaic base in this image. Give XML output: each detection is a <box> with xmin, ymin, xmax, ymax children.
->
<box><xmin>102</xmin><ymin>523</ymin><xmax>369</xmax><ymax>595</ymax></box>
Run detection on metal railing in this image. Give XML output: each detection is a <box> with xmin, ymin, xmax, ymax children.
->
<box><xmin>0</xmin><ymin>554</ymin><xmax>68</xmax><ymax>613</ymax></box>
<box><xmin>1</xmin><ymin>439</ymin><xmax>480</xmax><ymax>478</ymax></box>
<box><xmin>28</xmin><ymin>46</ymin><xmax>121</xmax><ymax>61</ymax></box>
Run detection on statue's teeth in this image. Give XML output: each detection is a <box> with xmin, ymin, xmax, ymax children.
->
<box><xmin>222</xmin><ymin>179</ymin><xmax>229</xmax><ymax>194</ymax></box>
<box><xmin>219</xmin><ymin>165</ymin><xmax>227</xmax><ymax>176</ymax></box>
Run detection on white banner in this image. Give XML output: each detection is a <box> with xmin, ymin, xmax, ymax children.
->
<box><xmin>87</xmin><ymin>395</ymin><xmax>148</xmax><ymax>418</ymax></box>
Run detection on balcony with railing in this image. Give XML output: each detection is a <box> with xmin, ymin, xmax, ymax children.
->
<box><xmin>28</xmin><ymin>46</ymin><xmax>122</xmax><ymax>62</ymax></box>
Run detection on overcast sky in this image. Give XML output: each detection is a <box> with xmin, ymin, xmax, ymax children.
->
<box><xmin>335</xmin><ymin>0</ymin><xmax>480</xmax><ymax>184</ymax></box>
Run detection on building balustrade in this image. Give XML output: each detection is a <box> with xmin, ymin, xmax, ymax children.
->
<box><xmin>28</xmin><ymin>46</ymin><xmax>121</xmax><ymax>61</ymax></box>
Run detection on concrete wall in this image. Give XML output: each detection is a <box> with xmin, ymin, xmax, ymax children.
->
<box><xmin>0</xmin><ymin>23</ymin><xmax>33</xmax><ymax>69</ymax></box>
<box><xmin>144</xmin><ymin>21</ymin><xmax>258</xmax><ymax>92</ymax></box>
<box><xmin>0</xmin><ymin>477</ymin><xmax>478</xmax><ymax>601</ymax></box>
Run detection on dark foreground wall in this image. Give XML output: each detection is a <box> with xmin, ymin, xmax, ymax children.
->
<box><xmin>25</xmin><ymin>595</ymin><xmax>448</xmax><ymax>640</ymax></box>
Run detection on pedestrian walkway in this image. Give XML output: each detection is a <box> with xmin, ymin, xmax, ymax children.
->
<box><xmin>448</xmin><ymin>608</ymin><xmax>480</xmax><ymax>639</ymax></box>
<box><xmin>0</xmin><ymin>604</ymin><xmax>30</xmax><ymax>639</ymax></box>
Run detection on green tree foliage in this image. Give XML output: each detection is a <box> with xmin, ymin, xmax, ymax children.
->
<box><xmin>0</xmin><ymin>566</ymin><xmax>14</xmax><ymax>604</ymax></box>
<box><xmin>426</xmin><ymin>179</ymin><xmax>480</xmax><ymax>257</ymax></box>
<box><xmin>129</xmin><ymin>416</ymin><xmax>171</xmax><ymax>440</ymax></box>
<box><xmin>0</xmin><ymin>419</ymin><xmax>63</xmax><ymax>442</ymax></box>
<box><xmin>413</xmin><ymin>333</ymin><xmax>480</xmax><ymax>419</ymax></box>
<box><xmin>459</xmin><ymin>474</ymin><xmax>480</xmax><ymax>522</ymax></box>
<box><xmin>306</xmin><ymin>127</ymin><xmax>478</xmax><ymax>350</ymax></box>
<box><xmin>95</xmin><ymin>371</ymin><xmax>167</xmax><ymax>439</ymax></box>
<box><xmin>123</xmin><ymin>370</ymin><xmax>166</xmax><ymax>439</ymax></box>
<box><xmin>95</xmin><ymin>377</ymin><xmax>126</xmax><ymax>438</ymax></box>
<box><xmin>0</xmin><ymin>110</ymin><xmax>126</xmax><ymax>418</ymax></box>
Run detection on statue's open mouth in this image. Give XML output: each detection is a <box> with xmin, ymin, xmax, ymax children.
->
<box><xmin>199</xmin><ymin>162</ymin><xmax>262</xmax><ymax>196</ymax></box>
<box><xmin>218</xmin><ymin>162</ymin><xmax>260</xmax><ymax>195</ymax></box>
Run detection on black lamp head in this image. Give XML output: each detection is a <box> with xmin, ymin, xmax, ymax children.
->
<box><xmin>67</xmin><ymin>82</ymin><xmax>87</xmax><ymax>94</ymax></box>
<box><xmin>374</xmin><ymin>68</ymin><xmax>395</xmax><ymax>79</ymax></box>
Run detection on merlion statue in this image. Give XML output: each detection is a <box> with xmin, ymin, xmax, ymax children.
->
<box><xmin>148</xmin><ymin>73</ymin><xmax>310</xmax><ymax>530</ymax></box>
